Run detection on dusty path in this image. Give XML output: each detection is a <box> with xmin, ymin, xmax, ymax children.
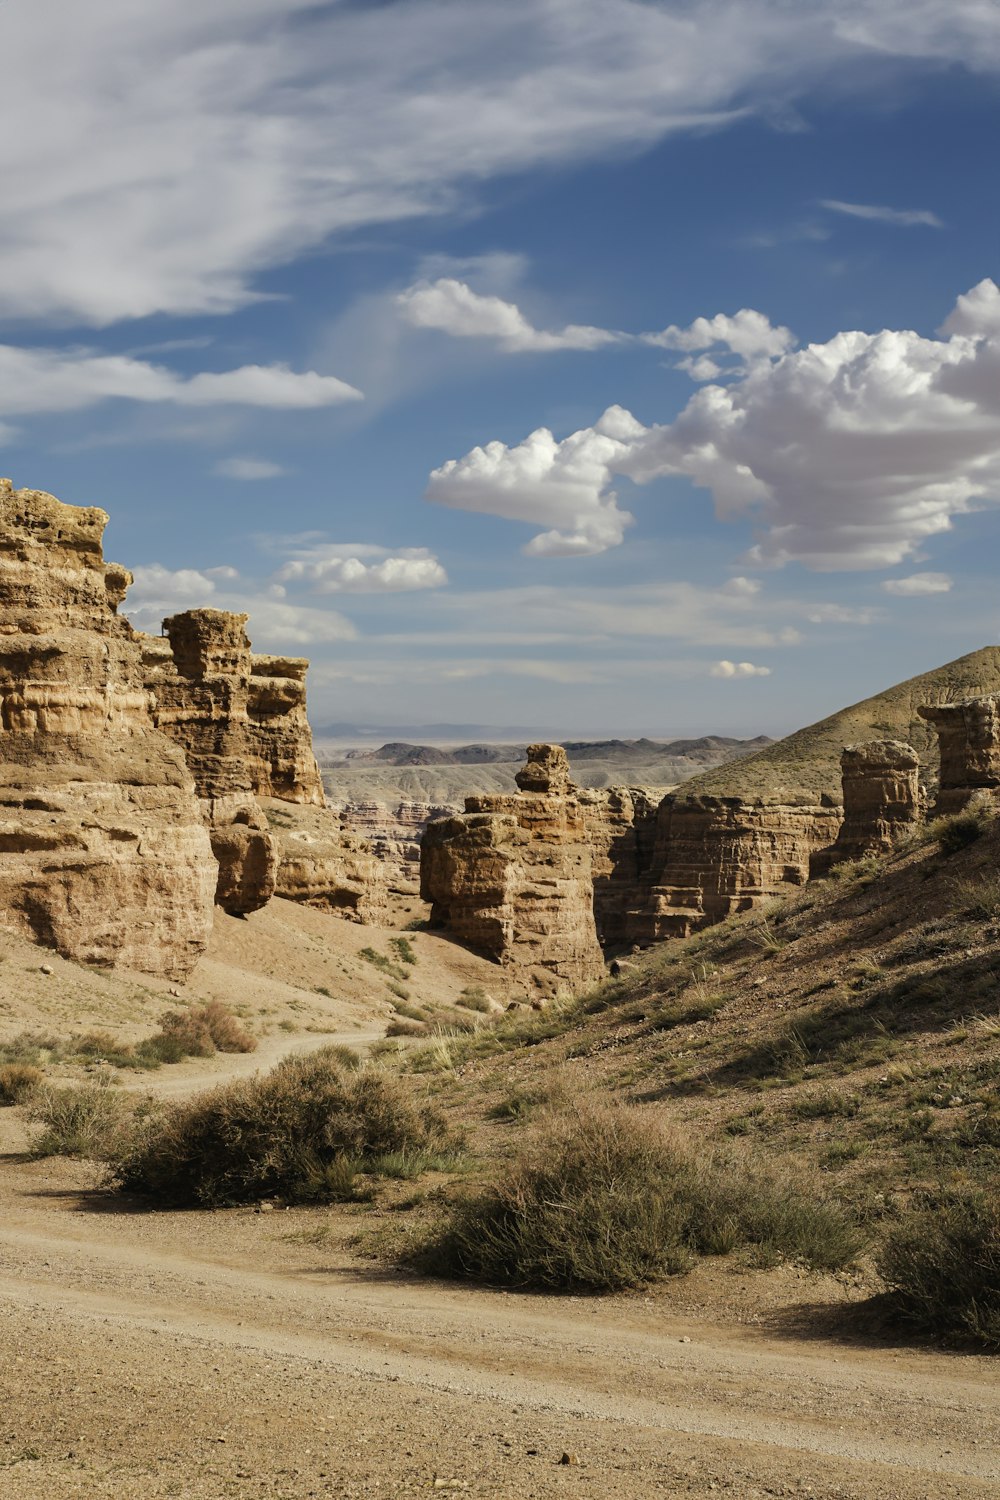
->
<box><xmin>1</xmin><ymin>1150</ymin><xmax>997</xmax><ymax>1499</ymax></box>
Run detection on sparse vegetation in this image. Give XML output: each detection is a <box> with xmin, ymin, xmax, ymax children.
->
<box><xmin>359</xmin><ymin>946</ymin><xmax>408</xmax><ymax>981</ymax></box>
<box><xmin>390</xmin><ymin>936</ymin><xmax>417</xmax><ymax>967</ymax></box>
<box><xmin>414</xmin><ymin>1102</ymin><xmax>860</xmax><ymax>1291</ymax></box>
<box><xmin>877</xmin><ymin>1186</ymin><xmax>1000</xmax><ymax>1347</ymax></box>
<box><xmin>27</xmin><ymin>1075</ymin><xmax>143</xmax><ymax>1159</ymax></box>
<box><xmin>932</xmin><ymin>805</ymin><xmax>995</xmax><ymax>855</ymax></box>
<box><xmin>111</xmin><ymin>1047</ymin><xmax>449</xmax><ymax>1207</ymax></box>
<box><xmin>0</xmin><ymin>1062</ymin><xmax>42</xmax><ymax>1105</ymax></box>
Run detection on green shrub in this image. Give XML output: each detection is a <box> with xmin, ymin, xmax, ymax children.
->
<box><xmin>360</xmin><ymin>946</ymin><xmax>408</xmax><ymax>981</ymax></box>
<box><xmin>457</xmin><ymin>986</ymin><xmax>492</xmax><ymax>1014</ymax></box>
<box><xmin>0</xmin><ymin>1062</ymin><xmax>43</xmax><ymax>1105</ymax></box>
<box><xmin>27</xmin><ymin>1077</ymin><xmax>136</xmax><ymax>1159</ymax></box>
<box><xmin>390</xmin><ymin>937</ymin><xmax>417</xmax><ymax>967</ymax></box>
<box><xmin>111</xmin><ymin>1048</ymin><xmax>447</xmax><ymax>1207</ymax></box>
<box><xmin>414</xmin><ymin>1103</ymin><xmax>860</xmax><ymax>1291</ymax></box>
<box><xmin>877</xmin><ymin>1186</ymin><xmax>1000</xmax><ymax>1347</ymax></box>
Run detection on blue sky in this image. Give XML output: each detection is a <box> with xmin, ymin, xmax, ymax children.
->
<box><xmin>2</xmin><ymin>0</ymin><xmax>999</xmax><ymax>736</ymax></box>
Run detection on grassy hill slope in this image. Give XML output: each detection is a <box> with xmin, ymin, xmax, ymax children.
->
<box><xmin>677</xmin><ymin>646</ymin><xmax>1000</xmax><ymax>803</ymax></box>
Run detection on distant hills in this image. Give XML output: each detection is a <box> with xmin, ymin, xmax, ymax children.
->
<box><xmin>325</xmin><ymin>735</ymin><xmax>772</xmax><ymax>769</ymax></box>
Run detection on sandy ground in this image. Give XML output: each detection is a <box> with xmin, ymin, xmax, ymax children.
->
<box><xmin>2</xmin><ymin>904</ymin><xmax>999</xmax><ymax>1498</ymax></box>
<box><xmin>1</xmin><ymin>1125</ymin><xmax>998</xmax><ymax>1500</ymax></box>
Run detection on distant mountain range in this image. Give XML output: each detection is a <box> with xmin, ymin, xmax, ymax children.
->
<box><xmin>324</xmin><ymin>735</ymin><xmax>773</xmax><ymax>768</ymax></box>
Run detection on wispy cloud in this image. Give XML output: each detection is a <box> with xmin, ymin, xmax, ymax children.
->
<box><xmin>397</xmin><ymin>278</ymin><xmax>622</xmax><ymax>353</ymax></box>
<box><xmin>0</xmin><ymin>2</ymin><xmax>995</xmax><ymax>324</ymax></box>
<box><xmin>213</xmin><ymin>456</ymin><xmax>287</xmax><ymax>481</ymax></box>
<box><xmin>881</xmin><ymin>572</ymin><xmax>953</xmax><ymax>596</ymax></box>
<box><xmin>820</xmin><ymin>199</ymin><xmax>944</xmax><ymax>228</ymax></box>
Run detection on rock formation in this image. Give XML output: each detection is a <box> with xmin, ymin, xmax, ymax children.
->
<box><xmin>262</xmin><ymin>798</ymin><xmax>387</xmax><ymax>923</ymax></box>
<box><xmin>142</xmin><ymin>612</ymin><xmax>279</xmax><ymax>915</ymax></box>
<box><xmin>144</xmin><ymin>608</ymin><xmax>385</xmax><ymax>922</ymax></box>
<box><xmin>627</xmin><ymin>796</ymin><xmax>842</xmax><ymax>941</ymax></box>
<box><xmin>578</xmin><ymin>786</ymin><xmax>659</xmax><ymax>948</ymax></box>
<box><xmin>811</xmin><ymin>741</ymin><xmax>921</xmax><ymax>875</ymax></box>
<box><xmin>0</xmin><ymin>480</ymin><xmax>217</xmax><ymax>977</ymax></box>
<box><xmin>334</xmin><ymin>797</ymin><xmax>461</xmax><ymax>893</ymax></box>
<box><xmin>421</xmin><ymin>744</ymin><xmax>606</xmax><ymax>995</ymax></box>
<box><xmin>626</xmin><ymin>648</ymin><xmax>1000</xmax><ymax>942</ymax></box>
<box><xmin>918</xmin><ymin>696</ymin><xmax>1000</xmax><ymax>816</ymax></box>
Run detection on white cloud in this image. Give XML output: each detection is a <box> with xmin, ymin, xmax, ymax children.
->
<box><xmin>1</xmin><ymin>2</ymin><xmax>998</xmax><ymax>325</ymax></box>
<box><xmin>710</xmin><ymin>660</ymin><xmax>772</xmax><ymax>678</ymax></box>
<box><xmin>806</xmin><ymin>602</ymin><xmax>882</xmax><ymax>624</ymax></box>
<box><xmin>642</xmin><ymin>308</ymin><xmax>796</xmax><ymax>375</ymax></box>
<box><xmin>881</xmin><ymin>572</ymin><xmax>953</xmax><ymax>596</ymax></box>
<box><xmin>0</xmin><ymin>345</ymin><xmax>361</xmax><ymax>419</ymax></box>
<box><xmin>941</xmin><ymin>278</ymin><xmax>1000</xmax><ymax>337</ymax></box>
<box><xmin>213</xmin><ymin>457</ymin><xmax>287</xmax><ymax>480</ymax></box>
<box><xmin>397</xmin><ymin>278</ymin><xmax>621</xmax><ymax>353</ymax></box>
<box><xmin>123</xmin><ymin>564</ymin><xmax>356</xmax><ymax>647</ymax></box>
<box><xmin>439</xmin><ymin>281</ymin><xmax>1000</xmax><ymax>572</ymax></box>
<box><xmin>128</xmin><ymin>564</ymin><xmax>222</xmax><ymax>604</ymax></box>
<box><xmin>820</xmin><ymin>199</ymin><xmax>944</xmax><ymax>228</ymax></box>
<box><xmin>426</xmin><ymin>406</ymin><xmax>643</xmax><ymax>557</ymax></box>
<box><xmin>274</xmin><ymin>542</ymin><xmax>447</xmax><ymax>594</ymax></box>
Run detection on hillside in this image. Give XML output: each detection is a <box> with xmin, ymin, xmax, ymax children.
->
<box><xmin>677</xmin><ymin>646</ymin><xmax>1000</xmax><ymax>802</ymax></box>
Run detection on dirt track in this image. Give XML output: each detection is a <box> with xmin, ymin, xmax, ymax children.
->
<box><xmin>2</xmin><ymin>1142</ymin><xmax>997</xmax><ymax>1499</ymax></box>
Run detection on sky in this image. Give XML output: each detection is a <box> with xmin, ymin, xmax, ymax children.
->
<box><xmin>1</xmin><ymin>0</ymin><xmax>999</xmax><ymax>738</ymax></box>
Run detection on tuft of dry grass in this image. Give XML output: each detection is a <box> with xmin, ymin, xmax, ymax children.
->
<box><xmin>0</xmin><ymin>1062</ymin><xmax>43</xmax><ymax>1105</ymax></box>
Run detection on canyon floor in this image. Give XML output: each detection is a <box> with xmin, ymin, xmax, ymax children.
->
<box><xmin>2</xmin><ymin>883</ymin><xmax>999</xmax><ymax>1499</ymax></box>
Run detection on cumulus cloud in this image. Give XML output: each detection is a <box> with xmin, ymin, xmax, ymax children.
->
<box><xmin>710</xmin><ymin>660</ymin><xmax>772</xmax><ymax>678</ymax></box>
<box><xmin>426</xmin><ymin>406</ymin><xmax>642</xmax><ymax>556</ymax></box>
<box><xmin>397</xmin><ymin>278</ymin><xmax>621</xmax><ymax>353</ymax></box>
<box><xmin>820</xmin><ymin>199</ymin><xmax>944</xmax><ymax>228</ymax></box>
<box><xmin>881</xmin><ymin>572</ymin><xmax>953</xmax><ymax>596</ymax></box>
<box><xmin>1</xmin><ymin>2</ymin><xmax>998</xmax><ymax>324</ymax></box>
<box><xmin>128</xmin><ymin>564</ymin><xmax>222</xmax><ymax>605</ymax></box>
<box><xmin>642</xmin><ymin>308</ymin><xmax>796</xmax><ymax>376</ymax></box>
<box><xmin>434</xmin><ymin>280</ymin><xmax>1000</xmax><ymax>572</ymax></box>
<box><xmin>123</xmin><ymin>563</ymin><xmax>357</xmax><ymax>647</ymax></box>
<box><xmin>0</xmin><ymin>345</ymin><xmax>361</xmax><ymax>419</ymax></box>
<box><xmin>274</xmin><ymin>542</ymin><xmax>447</xmax><ymax>594</ymax></box>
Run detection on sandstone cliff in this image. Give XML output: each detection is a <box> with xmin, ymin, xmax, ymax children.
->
<box><xmin>918</xmin><ymin>696</ymin><xmax>1000</xmax><ymax>816</ymax></box>
<box><xmin>0</xmin><ymin>481</ymin><xmax>217</xmax><ymax>977</ymax></box>
<box><xmin>421</xmin><ymin>745</ymin><xmax>606</xmax><ymax>996</ymax></box>
<box><xmin>811</xmin><ymin>741</ymin><xmax>921</xmax><ymax>875</ymax></box>
<box><xmin>144</xmin><ymin>609</ymin><xmax>385</xmax><ymax>922</ymax></box>
<box><xmin>628</xmin><ymin>648</ymin><xmax>1000</xmax><ymax>941</ymax></box>
<box><xmin>333</xmin><ymin>796</ymin><xmax>460</xmax><ymax>893</ymax></box>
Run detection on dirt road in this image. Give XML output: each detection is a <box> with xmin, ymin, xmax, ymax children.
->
<box><xmin>1</xmin><ymin>1145</ymin><xmax>997</xmax><ymax>1499</ymax></box>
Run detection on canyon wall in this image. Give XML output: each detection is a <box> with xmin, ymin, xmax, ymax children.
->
<box><xmin>333</xmin><ymin>797</ymin><xmax>459</xmax><ymax>893</ymax></box>
<box><xmin>421</xmin><ymin>745</ymin><xmax>606</xmax><ymax>996</ymax></box>
<box><xmin>0</xmin><ymin>481</ymin><xmax>217</xmax><ymax>977</ymax></box>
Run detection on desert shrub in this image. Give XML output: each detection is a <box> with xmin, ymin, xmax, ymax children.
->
<box><xmin>0</xmin><ymin>1062</ymin><xmax>43</xmax><ymax>1105</ymax></box>
<box><xmin>386</xmin><ymin>1017</ymin><xmax>426</xmax><ymax>1038</ymax></box>
<box><xmin>949</xmin><ymin>873</ymin><xmax>1000</xmax><ymax>922</ymax></box>
<box><xmin>933</xmin><ymin>807</ymin><xmax>993</xmax><ymax>856</ymax></box>
<box><xmin>457</xmin><ymin>986</ymin><xmax>492</xmax><ymax>1013</ymax></box>
<box><xmin>111</xmin><ymin>1050</ymin><xmax>447</xmax><ymax>1206</ymax></box>
<box><xmin>360</xmin><ymin>946</ymin><xmax>407</xmax><ymax>981</ymax></box>
<box><xmin>415</xmin><ymin>1103</ymin><xmax>860</xmax><ymax>1291</ymax></box>
<box><xmin>390</xmin><ymin>937</ymin><xmax>417</xmax><ymax>967</ymax></box>
<box><xmin>150</xmin><ymin>1000</ymin><xmax>256</xmax><ymax>1061</ymax></box>
<box><xmin>877</xmin><ymin>1186</ymin><xmax>1000</xmax><ymax>1347</ymax></box>
<box><xmin>0</xmin><ymin>1031</ymin><xmax>64</xmax><ymax>1066</ymax></box>
<box><xmin>27</xmin><ymin>1076</ymin><xmax>137</xmax><ymax>1159</ymax></box>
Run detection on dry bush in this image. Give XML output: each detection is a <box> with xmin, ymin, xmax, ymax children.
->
<box><xmin>111</xmin><ymin>1048</ymin><xmax>448</xmax><ymax>1207</ymax></box>
<box><xmin>27</xmin><ymin>1076</ymin><xmax>137</xmax><ymax>1159</ymax></box>
<box><xmin>0</xmin><ymin>1063</ymin><xmax>43</xmax><ymax>1105</ymax></box>
<box><xmin>415</xmin><ymin>1101</ymin><xmax>860</xmax><ymax>1292</ymax></box>
<box><xmin>877</xmin><ymin>1186</ymin><xmax>1000</xmax><ymax>1347</ymax></box>
<box><xmin>151</xmin><ymin>1000</ymin><xmax>256</xmax><ymax>1061</ymax></box>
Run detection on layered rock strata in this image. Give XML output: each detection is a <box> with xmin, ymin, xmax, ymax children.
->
<box><xmin>262</xmin><ymin>798</ymin><xmax>387</xmax><ymax>923</ymax></box>
<box><xmin>143</xmin><ymin>612</ymin><xmax>279</xmax><ymax>915</ymax></box>
<box><xmin>918</xmin><ymin>696</ymin><xmax>1000</xmax><ymax>816</ymax></box>
<box><xmin>578</xmin><ymin>786</ymin><xmax>659</xmax><ymax>948</ymax></box>
<box><xmin>811</xmin><ymin>741</ymin><xmax>921</xmax><ymax>875</ymax></box>
<box><xmin>627</xmin><ymin>796</ymin><xmax>842</xmax><ymax>941</ymax></box>
<box><xmin>0</xmin><ymin>481</ymin><xmax>217</xmax><ymax>976</ymax></box>
<box><xmin>421</xmin><ymin>744</ymin><xmax>606</xmax><ymax>995</ymax></box>
<box><xmin>333</xmin><ymin>797</ymin><xmax>460</xmax><ymax>893</ymax></box>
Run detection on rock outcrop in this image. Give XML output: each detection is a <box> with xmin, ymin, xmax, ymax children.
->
<box><xmin>144</xmin><ymin>608</ymin><xmax>385</xmax><ymax>922</ymax></box>
<box><xmin>578</xmin><ymin>786</ymin><xmax>659</xmax><ymax>948</ymax></box>
<box><xmin>334</xmin><ymin>797</ymin><xmax>460</xmax><ymax>893</ymax></box>
<box><xmin>626</xmin><ymin>648</ymin><xmax>1000</xmax><ymax>942</ymax></box>
<box><xmin>142</xmin><ymin>612</ymin><xmax>279</xmax><ymax>915</ymax></box>
<box><xmin>262</xmin><ymin>799</ymin><xmax>387</xmax><ymax>923</ymax></box>
<box><xmin>918</xmin><ymin>696</ymin><xmax>1000</xmax><ymax>816</ymax></box>
<box><xmin>421</xmin><ymin>744</ymin><xmax>606</xmax><ymax>996</ymax></box>
<box><xmin>0</xmin><ymin>480</ymin><xmax>217</xmax><ymax>977</ymax></box>
<box><xmin>627</xmin><ymin>796</ymin><xmax>842</xmax><ymax>941</ymax></box>
<box><xmin>811</xmin><ymin>741</ymin><xmax>921</xmax><ymax>875</ymax></box>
